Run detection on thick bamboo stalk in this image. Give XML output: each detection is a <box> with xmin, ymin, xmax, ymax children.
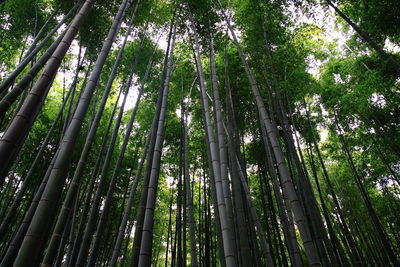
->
<box><xmin>41</xmin><ymin>14</ymin><xmax>137</xmax><ymax>266</ymax></box>
<box><xmin>12</xmin><ymin>0</ymin><xmax>134</xmax><ymax>265</ymax></box>
<box><xmin>137</xmin><ymin>21</ymin><xmax>177</xmax><ymax>267</ymax></box>
<box><xmin>68</xmin><ymin>88</ymin><xmax>123</xmax><ymax>267</ymax></box>
<box><xmin>0</xmin><ymin>55</ymin><xmax>83</xmax><ymax>239</ymax></box>
<box><xmin>0</xmin><ymin>0</ymin><xmax>94</xmax><ymax>187</ymax></box>
<box><xmin>189</xmin><ymin>10</ymin><xmax>237</xmax><ymax>266</ymax></box>
<box><xmin>217</xmin><ymin>1</ymin><xmax>321</xmax><ymax>265</ymax></box>
<box><xmin>129</xmin><ymin>14</ymin><xmax>176</xmax><ymax>266</ymax></box>
<box><xmin>0</xmin><ymin>2</ymin><xmax>80</xmax><ymax>95</ymax></box>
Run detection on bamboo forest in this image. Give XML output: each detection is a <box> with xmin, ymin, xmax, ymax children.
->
<box><xmin>1</xmin><ymin>0</ymin><xmax>400</xmax><ymax>266</ymax></box>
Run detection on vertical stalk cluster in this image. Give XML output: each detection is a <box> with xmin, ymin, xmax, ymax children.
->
<box><xmin>0</xmin><ymin>0</ymin><xmax>398</xmax><ymax>266</ymax></box>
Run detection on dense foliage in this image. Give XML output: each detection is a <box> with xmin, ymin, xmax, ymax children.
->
<box><xmin>0</xmin><ymin>0</ymin><xmax>399</xmax><ymax>266</ymax></box>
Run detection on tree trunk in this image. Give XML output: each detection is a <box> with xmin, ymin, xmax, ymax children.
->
<box><xmin>0</xmin><ymin>149</ymin><xmax>59</xmax><ymax>267</ymax></box>
<box><xmin>11</xmin><ymin>0</ymin><xmax>132</xmax><ymax>265</ymax></box>
<box><xmin>223</xmin><ymin>122</ymin><xmax>275</xmax><ymax>266</ymax></box>
<box><xmin>0</xmin><ymin>2</ymin><xmax>80</xmax><ymax>95</ymax></box>
<box><xmin>137</xmin><ymin>21</ymin><xmax>177</xmax><ymax>267</ymax></box>
<box><xmin>209</xmin><ymin>34</ymin><xmax>238</xmax><ymax>266</ymax></box>
<box><xmin>326</xmin><ymin>0</ymin><xmax>400</xmax><ymax>74</ymax></box>
<box><xmin>304</xmin><ymin>102</ymin><xmax>364</xmax><ymax>266</ymax></box>
<box><xmin>129</xmin><ymin>13</ymin><xmax>176</xmax><ymax>266</ymax></box>
<box><xmin>335</xmin><ymin>114</ymin><xmax>399</xmax><ymax>266</ymax></box>
<box><xmin>218</xmin><ymin>2</ymin><xmax>321</xmax><ymax>265</ymax></box>
<box><xmin>76</xmin><ymin>76</ymin><xmax>133</xmax><ymax>266</ymax></box>
<box><xmin>0</xmin><ymin>30</ymin><xmax>70</xmax><ymax>116</ymax></box>
<box><xmin>0</xmin><ymin>0</ymin><xmax>94</xmax><ymax>187</ymax></box>
<box><xmin>21</xmin><ymin>5</ymin><xmax>61</xmax><ymax>61</ymax></box>
<box><xmin>305</xmin><ymin>142</ymin><xmax>348</xmax><ymax>266</ymax></box>
<box><xmin>41</xmin><ymin>16</ymin><xmax>138</xmax><ymax>267</ymax></box>
<box><xmin>88</xmin><ymin>32</ymin><xmax>153</xmax><ymax>267</ymax></box>
<box><xmin>109</xmin><ymin>46</ymin><xmax>157</xmax><ymax>267</ymax></box>
<box><xmin>0</xmin><ymin>54</ymin><xmax>83</xmax><ymax>239</ymax></box>
<box><xmin>189</xmin><ymin>10</ymin><xmax>237</xmax><ymax>266</ymax></box>
<box><xmin>261</xmin><ymin>22</ymin><xmax>334</xmax><ymax>266</ymax></box>
<box><xmin>165</xmin><ymin>184</ymin><xmax>174</xmax><ymax>267</ymax></box>
<box><xmin>68</xmin><ymin>88</ymin><xmax>123</xmax><ymax>267</ymax></box>
<box><xmin>183</xmin><ymin>98</ymin><xmax>198</xmax><ymax>267</ymax></box>
<box><xmin>224</xmin><ymin>45</ymin><xmax>254</xmax><ymax>267</ymax></box>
